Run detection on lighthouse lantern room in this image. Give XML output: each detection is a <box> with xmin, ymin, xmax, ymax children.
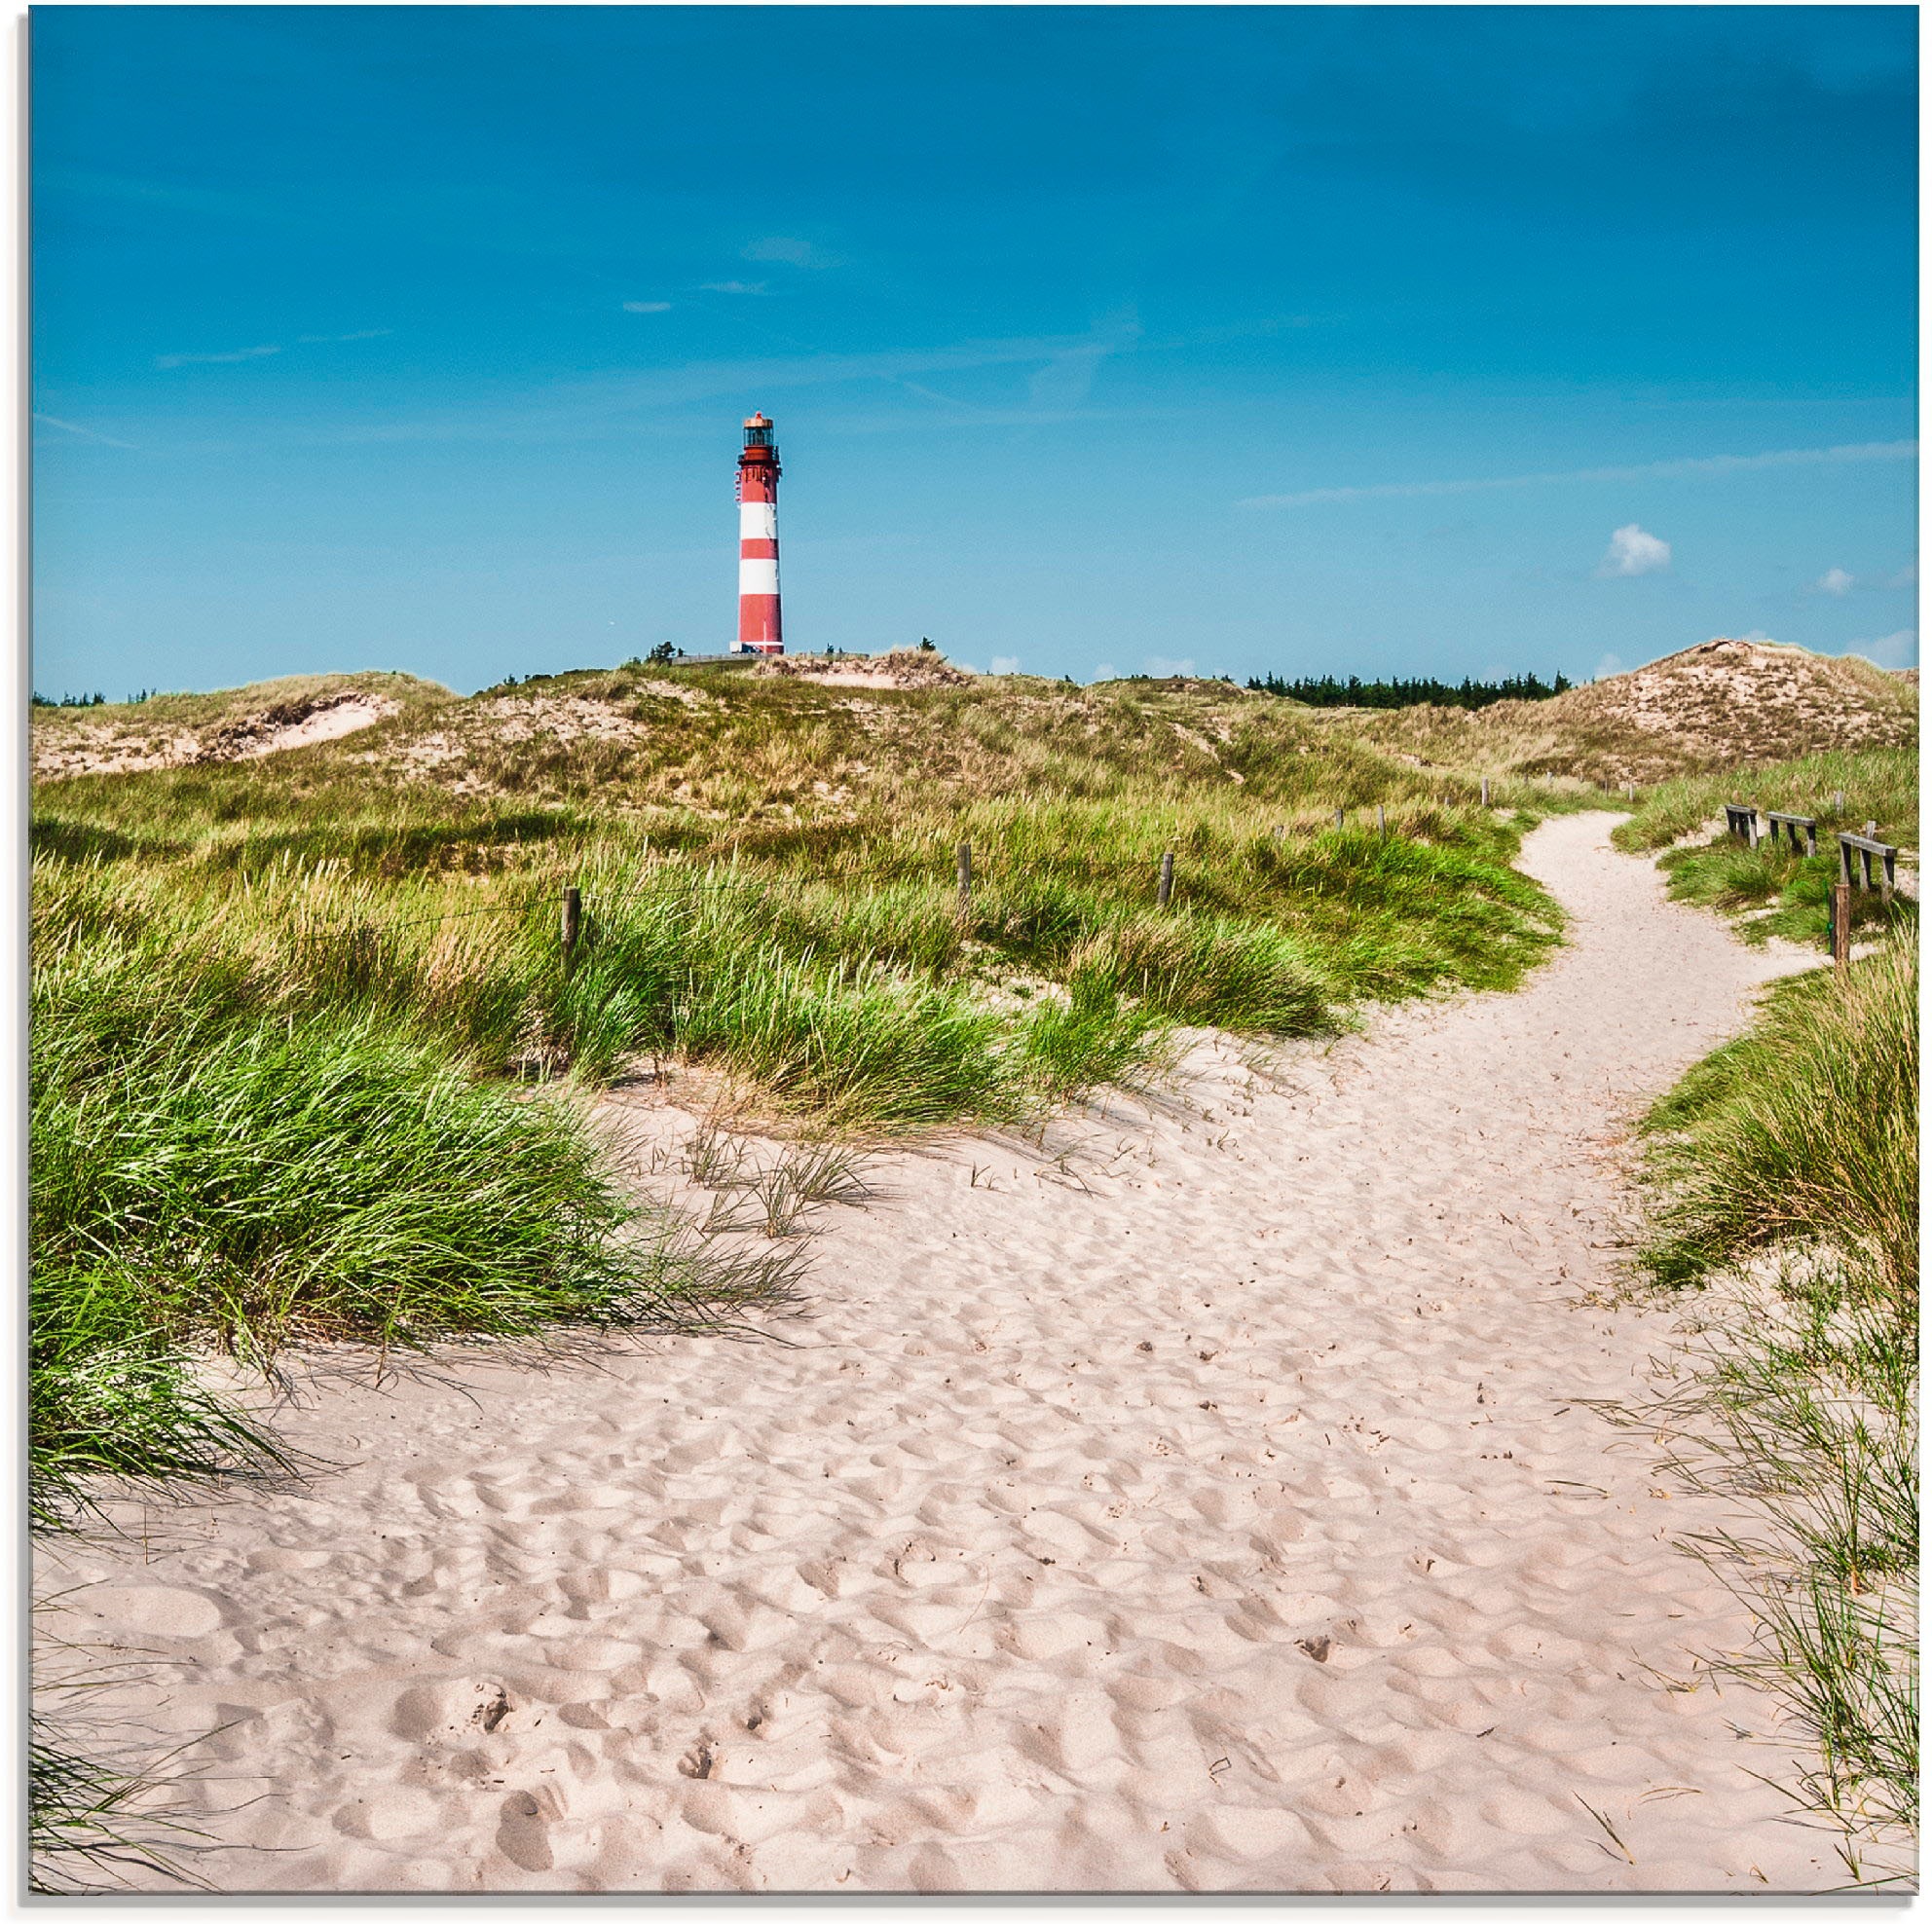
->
<box><xmin>733</xmin><ymin>412</ymin><xmax>783</xmax><ymax>653</ymax></box>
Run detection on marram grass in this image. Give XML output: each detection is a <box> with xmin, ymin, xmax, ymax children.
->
<box><xmin>1640</xmin><ymin>935</ymin><xmax>1916</xmax><ymax>1310</ymax></box>
<box><xmin>1612</xmin><ymin>747</ymin><xmax>1918</xmax><ymax>955</ymax></box>
<box><xmin>29</xmin><ymin>670</ymin><xmax>1575</xmax><ymax>1881</ymax></box>
<box><xmin>1633</xmin><ymin>936</ymin><xmax>1917</xmax><ymax>1867</ymax></box>
<box><xmin>27</xmin><ymin>747</ymin><xmax>1568</xmax><ymax>1520</ymax></box>
<box><xmin>28</xmin><ymin>930</ymin><xmax>790</xmax><ymax>1529</ymax></box>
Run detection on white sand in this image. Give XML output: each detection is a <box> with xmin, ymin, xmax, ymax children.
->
<box><xmin>33</xmin><ymin>692</ymin><xmax>395</xmax><ymax>781</ymax></box>
<box><xmin>229</xmin><ymin>694</ymin><xmax>396</xmax><ymax>758</ymax></box>
<box><xmin>37</xmin><ymin>815</ymin><xmax>1847</xmax><ymax>1893</ymax></box>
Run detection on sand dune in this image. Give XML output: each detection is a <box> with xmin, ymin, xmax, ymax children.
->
<box><xmin>33</xmin><ymin>690</ymin><xmax>396</xmax><ymax>781</ymax></box>
<box><xmin>36</xmin><ymin>814</ymin><xmax>1843</xmax><ymax>1893</ymax></box>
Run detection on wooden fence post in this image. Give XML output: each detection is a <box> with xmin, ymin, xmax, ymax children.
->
<box><xmin>955</xmin><ymin>840</ymin><xmax>972</xmax><ymax>921</ymax></box>
<box><xmin>1334</xmin><ymin>806</ymin><xmax>1345</xmax><ymax>832</ymax></box>
<box><xmin>1480</xmin><ymin>777</ymin><xmax>1491</xmax><ymax>807</ymax></box>
<box><xmin>1157</xmin><ymin>851</ymin><xmax>1175</xmax><ymax>908</ymax></box>
<box><xmin>1624</xmin><ymin>782</ymin><xmax>1635</xmax><ymax>802</ymax></box>
<box><xmin>1833</xmin><ymin>790</ymin><xmax>1845</xmax><ymax>815</ymax></box>
<box><xmin>1831</xmin><ymin>880</ymin><xmax>1852</xmax><ymax>978</ymax></box>
<box><xmin>561</xmin><ymin>885</ymin><xmax>582</xmax><ymax>977</ymax></box>
<box><xmin>1376</xmin><ymin>805</ymin><xmax>1387</xmax><ymax>836</ymax></box>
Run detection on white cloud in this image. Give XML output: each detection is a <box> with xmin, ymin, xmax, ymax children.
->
<box><xmin>1597</xmin><ymin>524</ymin><xmax>1671</xmax><ymax>577</ymax></box>
<box><xmin>1817</xmin><ymin>567</ymin><xmax>1855</xmax><ymax>595</ymax></box>
<box><xmin>1092</xmin><ymin>662</ymin><xmax>1117</xmax><ymax>682</ymax></box>
<box><xmin>743</xmin><ymin>237</ymin><xmax>842</xmax><ymax>270</ymax></box>
<box><xmin>699</xmin><ymin>280</ymin><xmax>768</xmax><ymax>296</ymax></box>
<box><xmin>622</xmin><ymin>301</ymin><xmax>672</xmax><ymax>314</ymax></box>
<box><xmin>1593</xmin><ymin>652</ymin><xmax>1625</xmax><ymax>682</ymax></box>
<box><xmin>1241</xmin><ymin>439</ymin><xmax>1916</xmax><ymax>511</ymax></box>
<box><xmin>1891</xmin><ymin>562</ymin><xmax>1917</xmax><ymax>588</ymax></box>
<box><xmin>155</xmin><ymin>343</ymin><xmax>280</xmax><ymax>369</ymax></box>
<box><xmin>1847</xmin><ymin>628</ymin><xmax>1918</xmax><ymax>668</ymax></box>
<box><xmin>988</xmin><ymin>655</ymin><xmax>1021</xmax><ymax>675</ymax></box>
<box><xmin>295</xmin><ymin>328</ymin><xmax>392</xmax><ymax>345</ymax></box>
<box><xmin>1741</xmin><ymin>629</ymin><xmax>1776</xmax><ymax>642</ymax></box>
<box><xmin>1143</xmin><ymin>654</ymin><xmax>1197</xmax><ymax>678</ymax></box>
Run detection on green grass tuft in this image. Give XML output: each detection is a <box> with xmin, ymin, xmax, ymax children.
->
<box><xmin>1639</xmin><ymin>938</ymin><xmax>1916</xmax><ymax>1308</ymax></box>
<box><xmin>1631</xmin><ymin>936</ymin><xmax>1917</xmax><ymax>1865</ymax></box>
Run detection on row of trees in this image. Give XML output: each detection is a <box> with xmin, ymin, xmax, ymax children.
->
<box><xmin>1246</xmin><ymin>671</ymin><xmax>1573</xmax><ymax>711</ymax></box>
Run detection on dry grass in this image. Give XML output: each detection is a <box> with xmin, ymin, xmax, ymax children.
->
<box><xmin>36</xmin><ymin>638</ymin><xmax>1914</xmax><ymax>805</ymax></box>
<box><xmin>1629</xmin><ymin>940</ymin><xmax>1917</xmax><ymax>1870</ymax></box>
<box><xmin>30</xmin><ymin>673</ymin><xmax>447</xmax><ymax>783</ymax></box>
<box><xmin>755</xmin><ymin>647</ymin><xmax>977</xmax><ymax>689</ymax></box>
<box><xmin>1326</xmin><ymin>640</ymin><xmax>1917</xmax><ymax>788</ymax></box>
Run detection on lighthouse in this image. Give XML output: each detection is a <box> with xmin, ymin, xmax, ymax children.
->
<box><xmin>733</xmin><ymin>411</ymin><xmax>783</xmax><ymax>653</ymax></box>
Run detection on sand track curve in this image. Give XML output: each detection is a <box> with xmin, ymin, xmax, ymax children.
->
<box><xmin>38</xmin><ymin>814</ymin><xmax>1839</xmax><ymax>1892</ymax></box>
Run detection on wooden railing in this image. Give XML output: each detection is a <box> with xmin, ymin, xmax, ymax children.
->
<box><xmin>1726</xmin><ymin>803</ymin><xmax>1903</xmax><ymax>979</ymax></box>
<box><xmin>1764</xmin><ymin>810</ymin><xmax>1817</xmax><ymax>857</ymax></box>
<box><xmin>1839</xmin><ymin>829</ymin><xmax>1899</xmax><ymax>896</ymax></box>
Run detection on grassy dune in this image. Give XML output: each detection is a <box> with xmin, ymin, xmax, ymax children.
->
<box><xmin>1611</xmin><ymin>732</ymin><xmax>1918</xmax><ymax>1869</ymax></box>
<box><xmin>1611</xmin><ymin>748</ymin><xmax>1918</xmax><ymax>952</ymax></box>
<box><xmin>30</xmin><ymin>662</ymin><xmax>1568</xmax><ymax>1531</ymax></box>
<box><xmin>1633</xmin><ymin>938</ymin><xmax>1917</xmax><ymax>1866</ymax></box>
<box><xmin>1328</xmin><ymin>642</ymin><xmax>1917</xmax><ymax>790</ymax></box>
<box><xmin>28</xmin><ymin>648</ymin><xmax>1919</xmax><ymax>1878</ymax></box>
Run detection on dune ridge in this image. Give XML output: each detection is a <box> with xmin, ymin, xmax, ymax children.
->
<box><xmin>36</xmin><ymin>814</ymin><xmax>1844</xmax><ymax>1893</ymax></box>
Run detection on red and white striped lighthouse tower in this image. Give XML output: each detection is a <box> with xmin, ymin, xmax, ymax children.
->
<box><xmin>733</xmin><ymin>411</ymin><xmax>783</xmax><ymax>653</ymax></box>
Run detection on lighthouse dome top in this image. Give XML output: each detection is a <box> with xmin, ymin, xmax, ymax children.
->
<box><xmin>743</xmin><ymin>412</ymin><xmax>771</xmax><ymax>429</ymax></box>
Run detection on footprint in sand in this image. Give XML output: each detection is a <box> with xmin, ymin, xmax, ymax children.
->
<box><xmin>496</xmin><ymin>1789</ymin><xmax>556</xmax><ymax>1870</ymax></box>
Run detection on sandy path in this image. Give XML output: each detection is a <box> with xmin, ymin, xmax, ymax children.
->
<box><xmin>38</xmin><ymin>814</ymin><xmax>1839</xmax><ymax>1893</ymax></box>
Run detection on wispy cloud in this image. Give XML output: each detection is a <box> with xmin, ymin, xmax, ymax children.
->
<box><xmin>1890</xmin><ymin>562</ymin><xmax>1917</xmax><ymax>588</ymax></box>
<box><xmin>743</xmin><ymin>237</ymin><xmax>842</xmax><ymax>270</ymax></box>
<box><xmin>1597</xmin><ymin>524</ymin><xmax>1671</xmax><ymax>576</ymax></box>
<box><xmin>829</xmin><ymin>406</ymin><xmax>1168</xmax><ymax>436</ymax></box>
<box><xmin>295</xmin><ymin>327</ymin><xmax>392</xmax><ymax>345</ymax></box>
<box><xmin>699</xmin><ymin>280</ymin><xmax>768</xmax><ymax>296</ymax></box>
<box><xmin>622</xmin><ymin>301</ymin><xmax>672</xmax><ymax>314</ymax></box>
<box><xmin>1241</xmin><ymin>440</ymin><xmax>1918</xmax><ymax>510</ymax></box>
<box><xmin>156</xmin><ymin>328</ymin><xmax>390</xmax><ymax>370</ymax></box>
<box><xmin>1144</xmin><ymin>654</ymin><xmax>1197</xmax><ymax>677</ymax></box>
<box><xmin>1847</xmin><ymin>627</ymin><xmax>1918</xmax><ymax>668</ymax></box>
<box><xmin>155</xmin><ymin>343</ymin><xmax>281</xmax><ymax>370</ymax></box>
<box><xmin>1816</xmin><ymin>566</ymin><xmax>1855</xmax><ymax>595</ymax></box>
<box><xmin>324</xmin><ymin>323</ymin><xmax>1148</xmax><ymax>446</ymax></box>
<box><xmin>33</xmin><ymin>413</ymin><xmax>136</xmax><ymax>450</ymax></box>
<box><xmin>988</xmin><ymin>655</ymin><xmax>1021</xmax><ymax>676</ymax></box>
<box><xmin>1027</xmin><ymin>306</ymin><xmax>1142</xmax><ymax>412</ymax></box>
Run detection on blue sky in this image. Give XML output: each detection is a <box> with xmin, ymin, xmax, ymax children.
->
<box><xmin>32</xmin><ymin>4</ymin><xmax>1918</xmax><ymax>697</ymax></box>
